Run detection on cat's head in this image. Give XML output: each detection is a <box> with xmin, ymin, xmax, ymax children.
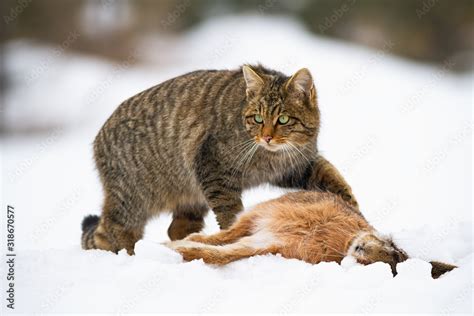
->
<box><xmin>241</xmin><ymin>65</ymin><xmax>320</xmax><ymax>152</ymax></box>
<box><xmin>348</xmin><ymin>232</ymin><xmax>409</xmax><ymax>276</ymax></box>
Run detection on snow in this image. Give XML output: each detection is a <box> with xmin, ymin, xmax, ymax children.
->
<box><xmin>1</xmin><ymin>15</ymin><xmax>472</xmax><ymax>314</ymax></box>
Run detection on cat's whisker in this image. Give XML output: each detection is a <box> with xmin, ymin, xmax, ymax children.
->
<box><xmin>228</xmin><ymin>151</ymin><xmax>249</xmax><ymax>176</ymax></box>
<box><xmin>229</xmin><ymin>141</ymin><xmax>257</xmax><ymax>173</ymax></box>
<box><xmin>226</xmin><ymin>138</ymin><xmax>255</xmax><ymax>153</ymax></box>
<box><xmin>231</xmin><ymin>142</ymin><xmax>257</xmax><ymax>180</ymax></box>
<box><xmin>241</xmin><ymin>143</ymin><xmax>258</xmax><ymax>169</ymax></box>
<box><xmin>287</xmin><ymin>141</ymin><xmax>311</xmax><ymax>165</ymax></box>
<box><xmin>241</xmin><ymin>143</ymin><xmax>259</xmax><ymax>178</ymax></box>
<box><xmin>233</xmin><ymin>145</ymin><xmax>255</xmax><ymax>170</ymax></box>
<box><xmin>228</xmin><ymin>138</ymin><xmax>255</xmax><ymax>157</ymax></box>
<box><xmin>286</xmin><ymin>144</ymin><xmax>304</xmax><ymax>176</ymax></box>
<box><xmin>226</xmin><ymin>142</ymin><xmax>257</xmax><ymax>185</ymax></box>
<box><xmin>279</xmin><ymin>141</ymin><xmax>300</xmax><ymax>169</ymax></box>
<box><xmin>230</xmin><ymin>140</ymin><xmax>256</xmax><ymax>159</ymax></box>
<box><xmin>282</xmin><ymin>145</ymin><xmax>296</xmax><ymax>171</ymax></box>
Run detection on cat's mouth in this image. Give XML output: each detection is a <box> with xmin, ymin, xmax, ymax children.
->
<box><xmin>256</xmin><ymin>140</ymin><xmax>285</xmax><ymax>152</ymax></box>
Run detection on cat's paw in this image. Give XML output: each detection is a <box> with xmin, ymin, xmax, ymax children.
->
<box><xmin>215</xmin><ymin>212</ymin><xmax>236</xmax><ymax>230</ymax></box>
<box><xmin>343</xmin><ymin>194</ymin><xmax>359</xmax><ymax>208</ymax></box>
<box><xmin>335</xmin><ymin>189</ymin><xmax>359</xmax><ymax>209</ymax></box>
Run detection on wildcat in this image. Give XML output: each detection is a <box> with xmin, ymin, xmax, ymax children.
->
<box><xmin>82</xmin><ymin>65</ymin><xmax>358</xmax><ymax>255</ymax></box>
<box><xmin>166</xmin><ymin>191</ymin><xmax>457</xmax><ymax>278</ymax></box>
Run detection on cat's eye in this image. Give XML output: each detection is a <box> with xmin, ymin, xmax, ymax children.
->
<box><xmin>254</xmin><ymin>114</ymin><xmax>263</xmax><ymax>124</ymax></box>
<box><xmin>278</xmin><ymin>115</ymin><xmax>289</xmax><ymax>125</ymax></box>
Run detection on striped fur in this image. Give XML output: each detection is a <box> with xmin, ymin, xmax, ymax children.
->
<box><xmin>81</xmin><ymin>65</ymin><xmax>358</xmax><ymax>254</ymax></box>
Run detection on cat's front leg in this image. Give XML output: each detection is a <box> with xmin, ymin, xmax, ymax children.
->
<box><xmin>196</xmin><ymin>173</ymin><xmax>243</xmax><ymax>228</ymax></box>
<box><xmin>307</xmin><ymin>154</ymin><xmax>359</xmax><ymax>209</ymax></box>
<box><xmin>202</xmin><ymin>185</ymin><xmax>243</xmax><ymax>229</ymax></box>
<box><xmin>194</xmin><ymin>135</ymin><xmax>243</xmax><ymax>229</ymax></box>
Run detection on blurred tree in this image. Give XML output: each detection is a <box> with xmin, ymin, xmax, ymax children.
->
<box><xmin>1</xmin><ymin>0</ymin><xmax>472</xmax><ymax>70</ymax></box>
<box><xmin>300</xmin><ymin>0</ymin><xmax>474</xmax><ymax>70</ymax></box>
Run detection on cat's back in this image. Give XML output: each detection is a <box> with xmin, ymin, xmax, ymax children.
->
<box><xmin>94</xmin><ymin>68</ymin><xmax>245</xmax><ymax>161</ymax></box>
<box><xmin>100</xmin><ymin>68</ymin><xmax>243</xmax><ymax>132</ymax></box>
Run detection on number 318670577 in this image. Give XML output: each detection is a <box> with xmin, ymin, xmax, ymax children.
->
<box><xmin>7</xmin><ymin>205</ymin><xmax>15</xmax><ymax>251</ymax></box>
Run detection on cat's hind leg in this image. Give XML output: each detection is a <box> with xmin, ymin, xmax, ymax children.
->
<box><xmin>168</xmin><ymin>204</ymin><xmax>209</xmax><ymax>241</ymax></box>
<box><xmin>82</xmin><ymin>192</ymin><xmax>146</xmax><ymax>255</ymax></box>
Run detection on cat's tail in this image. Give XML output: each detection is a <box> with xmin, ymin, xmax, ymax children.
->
<box><xmin>81</xmin><ymin>214</ymin><xmax>100</xmax><ymax>250</ymax></box>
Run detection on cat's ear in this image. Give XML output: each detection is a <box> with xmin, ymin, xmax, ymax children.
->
<box><xmin>242</xmin><ymin>65</ymin><xmax>264</xmax><ymax>97</ymax></box>
<box><xmin>286</xmin><ymin>68</ymin><xmax>316</xmax><ymax>99</ymax></box>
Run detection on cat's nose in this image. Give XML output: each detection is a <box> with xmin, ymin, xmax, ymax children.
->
<box><xmin>263</xmin><ymin>136</ymin><xmax>272</xmax><ymax>143</ymax></box>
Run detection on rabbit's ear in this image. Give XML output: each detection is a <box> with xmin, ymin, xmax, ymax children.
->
<box><xmin>430</xmin><ymin>261</ymin><xmax>457</xmax><ymax>279</ymax></box>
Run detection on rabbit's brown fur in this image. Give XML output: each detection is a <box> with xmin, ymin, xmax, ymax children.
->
<box><xmin>167</xmin><ymin>191</ymin><xmax>456</xmax><ymax>278</ymax></box>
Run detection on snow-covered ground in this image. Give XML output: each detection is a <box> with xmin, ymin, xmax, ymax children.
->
<box><xmin>1</xmin><ymin>15</ymin><xmax>472</xmax><ymax>314</ymax></box>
